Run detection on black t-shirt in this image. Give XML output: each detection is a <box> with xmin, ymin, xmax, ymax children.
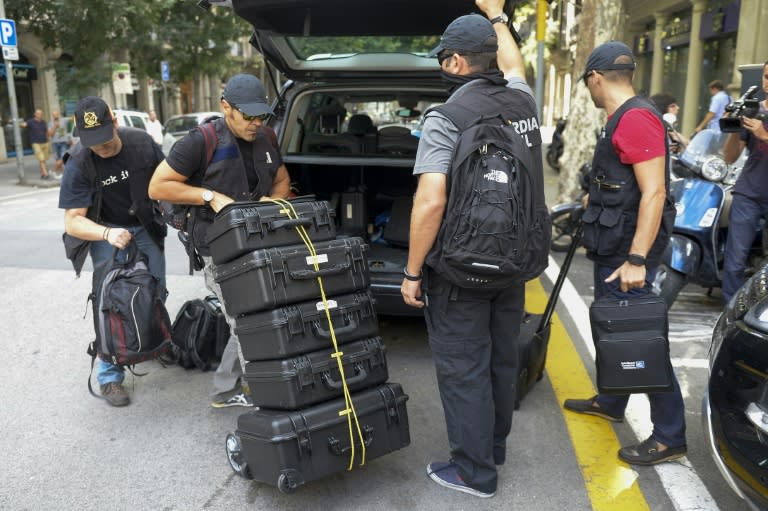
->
<box><xmin>59</xmin><ymin>140</ymin><xmax>165</xmax><ymax>226</ymax></box>
<box><xmin>26</xmin><ymin>118</ymin><xmax>48</xmax><ymax>144</ymax></box>
<box><xmin>166</xmin><ymin>125</ymin><xmax>281</xmax><ymax>192</ymax></box>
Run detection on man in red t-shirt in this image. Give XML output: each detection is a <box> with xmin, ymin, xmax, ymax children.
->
<box><xmin>562</xmin><ymin>41</ymin><xmax>686</xmax><ymax>466</ymax></box>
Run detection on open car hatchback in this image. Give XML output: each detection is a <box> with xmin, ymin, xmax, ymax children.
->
<box><xmin>230</xmin><ymin>0</ymin><xmax>515</xmax><ymax>315</ymax></box>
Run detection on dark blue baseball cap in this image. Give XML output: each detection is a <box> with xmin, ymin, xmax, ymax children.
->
<box><xmin>580</xmin><ymin>41</ymin><xmax>636</xmax><ymax>81</ymax></box>
<box><xmin>222</xmin><ymin>74</ymin><xmax>274</xmax><ymax>117</ymax></box>
<box><xmin>428</xmin><ymin>14</ymin><xmax>498</xmax><ymax>58</ymax></box>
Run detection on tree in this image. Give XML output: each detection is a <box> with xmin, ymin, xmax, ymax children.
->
<box><xmin>555</xmin><ymin>0</ymin><xmax>626</xmax><ymax>204</ymax></box>
<box><xmin>6</xmin><ymin>1</ymin><xmax>250</xmax><ymax>101</ymax></box>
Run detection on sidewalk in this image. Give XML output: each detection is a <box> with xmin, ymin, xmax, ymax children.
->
<box><xmin>0</xmin><ymin>154</ymin><xmax>61</xmax><ymax>198</ymax></box>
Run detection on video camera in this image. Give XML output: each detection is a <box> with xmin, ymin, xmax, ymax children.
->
<box><xmin>719</xmin><ymin>85</ymin><xmax>768</xmax><ymax>132</ymax></box>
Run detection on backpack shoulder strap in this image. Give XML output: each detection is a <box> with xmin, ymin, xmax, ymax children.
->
<box><xmin>199</xmin><ymin>121</ymin><xmax>218</xmax><ymax>166</ymax></box>
<box><xmin>428</xmin><ymin>102</ymin><xmax>480</xmax><ymax>132</ymax></box>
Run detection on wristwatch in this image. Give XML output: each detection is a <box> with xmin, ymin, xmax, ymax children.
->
<box><xmin>489</xmin><ymin>13</ymin><xmax>509</xmax><ymax>25</ymax></box>
<box><xmin>202</xmin><ymin>189</ymin><xmax>214</xmax><ymax>204</ymax></box>
<box><xmin>627</xmin><ymin>253</ymin><xmax>646</xmax><ymax>266</ymax></box>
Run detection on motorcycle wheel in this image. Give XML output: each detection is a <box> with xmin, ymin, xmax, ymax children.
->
<box><xmin>550</xmin><ymin>208</ymin><xmax>577</xmax><ymax>252</ymax></box>
<box><xmin>652</xmin><ymin>263</ymin><xmax>687</xmax><ymax>308</ymax></box>
<box><xmin>546</xmin><ymin>148</ymin><xmax>561</xmax><ymax>171</ymax></box>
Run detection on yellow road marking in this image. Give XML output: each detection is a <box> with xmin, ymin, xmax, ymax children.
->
<box><xmin>525</xmin><ymin>279</ymin><xmax>649</xmax><ymax>511</ymax></box>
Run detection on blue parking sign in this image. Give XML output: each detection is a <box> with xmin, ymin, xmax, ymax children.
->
<box><xmin>161</xmin><ymin>61</ymin><xmax>170</xmax><ymax>82</ymax></box>
<box><xmin>0</xmin><ymin>19</ymin><xmax>17</xmax><ymax>47</ymax></box>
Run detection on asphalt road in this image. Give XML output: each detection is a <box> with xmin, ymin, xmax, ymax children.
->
<box><xmin>0</xmin><ymin>157</ymin><xmax>751</xmax><ymax>510</ymax></box>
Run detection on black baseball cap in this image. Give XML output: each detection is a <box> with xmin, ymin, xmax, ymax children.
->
<box><xmin>74</xmin><ymin>96</ymin><xmax>115</xmax><ymax>147</ymax></box>
<box><xmin>222</xmin><ymin>74</ymin><xmax>274</xmax><ymax>117</ymax></box>
<box><xmin>428</xmin><ymin>14</ymin><xmax>498</xmax><ymax>58</ymax></box>
<box><xmin>580</xmin><ymin>41</ymin><xmax>636</xmax><ymax>81</ymax></box>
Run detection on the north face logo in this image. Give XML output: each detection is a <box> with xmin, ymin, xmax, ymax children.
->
<box><xmin>483</xmin><ymin>169</ymin><xmax>508</xmax><ymax>184</ymax></box>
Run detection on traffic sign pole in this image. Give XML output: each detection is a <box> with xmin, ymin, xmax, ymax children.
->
<box><xmin>0</xmin><ymin>4</ymin><xmax>25</xmax><ymax>184</ymax></box>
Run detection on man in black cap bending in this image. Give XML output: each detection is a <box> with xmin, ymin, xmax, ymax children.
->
<box><xmin>59</xmin><ymin>96</ymin><xmax>167</xmax><ymax>407</ymax></box>
<box><xmin>401</xmin><ymin>0</ymin><xmax>546</xmax><ymax>498</ymax></box>
<box><xmin>562</xmin><ymin>41</ymin><xmax>686</xmax><ymax>465</ymax></box>
<box><xmin>149</xmin><ymin>73</ymin><xmax>290</xmax><ymax>408</ymax></box>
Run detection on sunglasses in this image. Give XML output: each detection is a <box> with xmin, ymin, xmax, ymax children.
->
<box><xmin>437</xmin><ymin>51</ymin><xmax>458</xmax><ymax>66</ymax></box>
<box><xmin>229</xmin><ymin>102</ymin><xmax>269</xmax><ymax>122</ymax></box>
<box><xmin>582</xmin><ymin>70</ymin><xmax>604</xmax><ymax>86</ymax></box>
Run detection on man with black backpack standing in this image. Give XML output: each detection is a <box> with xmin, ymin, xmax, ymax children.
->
<box><xmin>59</xmin><ymin>96</ymin><xmax>167</xmax><ymax>407</ymax></box>
<box><xmin>149</xmin><ymin>74</ymin><xmax>291</xmax><ymax>408</ymax></box>
<box><xmin>401</xmin><ymin>0</ymin><xmax>549</xmax><ymax>498</ymax></box>
<box><xmin>562</xmin><ymin>41</ymin><xmax>686</xmax><ymax>465</ymax></box>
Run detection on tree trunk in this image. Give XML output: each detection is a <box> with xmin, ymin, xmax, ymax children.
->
<box><xmin>555</xmin><ymin>0</ymin><xmax>626</xmax><ymax>205</ymax></box>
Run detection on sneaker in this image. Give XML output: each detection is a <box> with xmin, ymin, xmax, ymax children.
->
<box><xmin>426</xmin><ymin>461</ymin><xmax>495</xmax><ymax>498</ymax></box>
<box><xmin>618</xmin><ymin>437</ymin><xmax>687</xmax><ymax>466</ymax></box>
<box><xmin>52</xmin><ymin>172</ymin><xmax>63</xmax><ymax>180</ymax></box>
<box><xmin>211</xmin><ymin>392</ymin><xmax>253</xmax><ymax>408</ymax></box>
<box><xmin>100</xmin><ymin>382</ymin><xmax>130</xmax><ymax>407</ymax></box>
<box><xmin>563</xmin><ymin>396</ymin><xmax>624</xmax><ymax>422</ymax></box>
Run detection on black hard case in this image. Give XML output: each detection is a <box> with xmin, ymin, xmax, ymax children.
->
<box><xmin>206</xmin><ymin>199</ymin><xmax>336</xmax><ymax>264</ymax></box>
<box><xmin>236</xmin><ymin>383</ymin><xmax>410</xmax><ymax>492</ymax></box>
<box><xmin>367</xmin><ymin>244</ymin><xmax>418</xmax><ymax>316</ymax></box>
<box><xmin>213</xmin><ymin>237</ymin><xmax>370</xmax><ymax>316</ymax></box>
<box><xmin>243</xmin><ymin>337</ymin><xmax>388</xmax><ymax>409</ymax></box>
<box><xmin>590</xmin><ymin>295</ymin><xmax>674</xmax><ymax>395</ymax></box>
<box><xmin>234</xmin><ymin>290</ymin><xmax>379</xmax><ymax>361</ymax></box>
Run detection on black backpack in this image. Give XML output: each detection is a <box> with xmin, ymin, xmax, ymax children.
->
<box><xmin>171</xmin><ymin>295</ymin><xmax>229</xmax><ymax>371</ymax></box>
<box><xmin>425</xmin><ymin>99</ymin><xmax>551</xmax><ymax>288</ymax></box>
<box><xmin>87</xmin><ymin>246</ymin><xmax>173</xmax><ymax>395</ymax></box>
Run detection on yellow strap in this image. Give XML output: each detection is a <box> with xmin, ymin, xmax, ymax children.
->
<box><xmin>266</xmin><ymin>198</ymin><xmax>367</xmax><ymax>468</ymax></box>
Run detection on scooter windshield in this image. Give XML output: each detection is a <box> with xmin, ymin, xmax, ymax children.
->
<box><xmin>679</xmin><ymin>129</ymin><xmax>729</xmax><ymax>171</ymax></box>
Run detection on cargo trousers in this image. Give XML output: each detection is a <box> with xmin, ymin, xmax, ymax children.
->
<box><xmin>423</xmin><ymin>268</ymin><xmax>525</xmax><ymax>495</ymax></box>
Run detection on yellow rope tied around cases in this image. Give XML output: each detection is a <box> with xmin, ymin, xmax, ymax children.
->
<box><xmin>267</xmin><ymin>198</ymin><xmax>366</xmax><ymax>470</ymax></box>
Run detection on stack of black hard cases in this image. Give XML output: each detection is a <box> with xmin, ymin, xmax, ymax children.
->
<box><xmin>207</xmin><ymin>197</ymin><xmax>410</xmax><ymax>493</ymax></box>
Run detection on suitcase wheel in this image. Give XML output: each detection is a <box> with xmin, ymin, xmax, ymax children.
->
<box><xmin>225</xmin><ymin>433</ymin><xmax>253</xmax><ymax>480</ymax></box>
<box><xmin>277</xmin><ymin>472</ymin><xmax>298</xmax><ymax>494</ymax></box>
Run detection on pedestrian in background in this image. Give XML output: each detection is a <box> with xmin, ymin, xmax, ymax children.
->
<box><xmin>563</xmin><ymin>41</ymin><xmax>686</xmax><ymax>466</ymax></box>
<box><xmin>146</xmin><ymin>109</ymin><xmax>164</xmax><ymax>145</ymax></box>
<box><xmin>694</xmin><ymin>79</ymin><xmax>731</xmax><ymax>134</ymax></box>
<box><xmin>149</xmin><ymin>73</ymin><xmax>291</xmax><ymax>409</ymax></box>
<box><xmin>721</xmin><ymin>61</ymin><xmax>768</xmax><ymax>302</ymax></box>
<box><xmin>49</xmin><ymin>110</ymin><xmax>70</xmax><ymax>176</ymax></box>
<box><xmin>401</xmin><ymin>0</ymin><xmax>544</xmax><ymax>498</ymax></box>
<box><xmin>22</xmin><ymin>108</ymin><xmax>52</xmax><ymax>180</ymax></box>
<box><xmin>59</xmin><ymin>96</ymin><xmax>167</xmax><ymax>407</ymax></box>
<box><xmin>650</xmin><ymin>93</ymin><xmax>688</xmax><ymax>152</ymax></box>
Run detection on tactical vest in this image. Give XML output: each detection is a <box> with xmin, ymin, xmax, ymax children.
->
<box><xmin>190</xmin><ymin>118</ymin><xmax>281</xmax><ymax>254</ymax></box>
<box><xmin>582</xmin><ymin>96</ymin><xmax>673</xmax><ymax>267</ymax></box>
<box><xmin>68</xmin><ymin>126</ymin><xmax>166</xmax><ymax>248</ymax></box>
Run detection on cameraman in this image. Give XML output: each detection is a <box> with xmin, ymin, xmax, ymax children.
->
<box><xmin>722</xmin><ymin>61</ymin><xmax>768</xmax><ymax>303</ymax></box>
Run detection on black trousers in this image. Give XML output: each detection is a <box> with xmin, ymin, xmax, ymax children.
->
<box><xmin>424</xmin><ymin>268</ymin><xmax>525</xmax><ymax>494</ymax></box>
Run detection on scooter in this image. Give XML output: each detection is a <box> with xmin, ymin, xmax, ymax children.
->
<box><xmin>653</xmin><ymin>128</ymin><xmax>758</xmax><ymax>307</ymax></box>
<box><xmin>546</xmin><ymin>118</ymin><xmax>566</xmax><ymax>172</ymax></box>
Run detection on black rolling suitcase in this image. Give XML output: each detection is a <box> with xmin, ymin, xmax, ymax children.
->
<box><xmin>205</xmin><ymin>197</ymin><xmax>336</xmax><ymax>264</ymax></box>
<box><xmin>225</xmin><ymin>382</ymin><xmax>410</xmax><ymax>493</ymax></box>
<box><xmin>515</xmin><ymin>223</ymin><xmax>582</xmax><ymax>408</ymax></box>
<box><xmin>235</xmin><ymin>290</ymin><xmax>379</xmax><ymax>361</ymax></box>
<box><xmin>213</xmin><ymin>237</ymin><xmax>370</xmax><ymax>316</ymax></box>
<box><xmin>243</xmin><ymin>337</ymin><xmax>388</xmax><ymax>409</ymax></box>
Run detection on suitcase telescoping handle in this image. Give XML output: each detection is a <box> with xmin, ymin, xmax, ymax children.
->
<box><xmin>311</xmin><ymin>317</ymin><xmax>358</xmax><ymax>339</ymax></box>
<box><xmin>289</xmin><ymin>263</ymin><xmax>350</xmax><ymax>279</ymax></box>
<box><xmin>268</xmin><ymin>217</ymin><xmax>313</xmax><ymax>231</ymax></box>
<box><xmin>322</xmin><ymin>364</ymin><xmax>368</xmax><ymax>390</ymax></box>
<box><xmin>328</xmin><ymin>425</ymin><xmax>374</xmax><ymax>456</ymax></box>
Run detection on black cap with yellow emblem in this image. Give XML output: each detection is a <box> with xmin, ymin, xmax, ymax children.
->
<box><xmin>74</xmin><ymin>96</ymin><xmax>115</xmax><ymax>147</ymax></box>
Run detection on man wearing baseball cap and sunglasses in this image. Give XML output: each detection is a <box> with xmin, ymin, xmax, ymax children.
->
<box><xmin>563</xmin><ymin>41</ymin><xmax>686</xmax><ymax>466</ymax></box>
<box><xmin>149</xmin><ymin>73</ymin><xmax>290</xmax><ymax>409</ymax></box>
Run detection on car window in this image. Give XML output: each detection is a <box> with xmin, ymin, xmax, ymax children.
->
<box><xmin>129</xmin><ymin>116</ymin><xmax>146</xmax><ymax>130</ymax></box>
<box><xmin>164</xmin><ymin>118</ymin><xmax>188</xmax><ymax>134</ymax></box>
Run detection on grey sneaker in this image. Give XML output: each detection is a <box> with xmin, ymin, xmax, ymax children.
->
<box><xmin>211</xmin><ymin>392</ymin><xmax>253</xmax><ymax>408</ymax></box>
<box><xmin>100</xmin><ymin>382</ymin><xmax>130</xmax><ymax>407</ymax></box>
